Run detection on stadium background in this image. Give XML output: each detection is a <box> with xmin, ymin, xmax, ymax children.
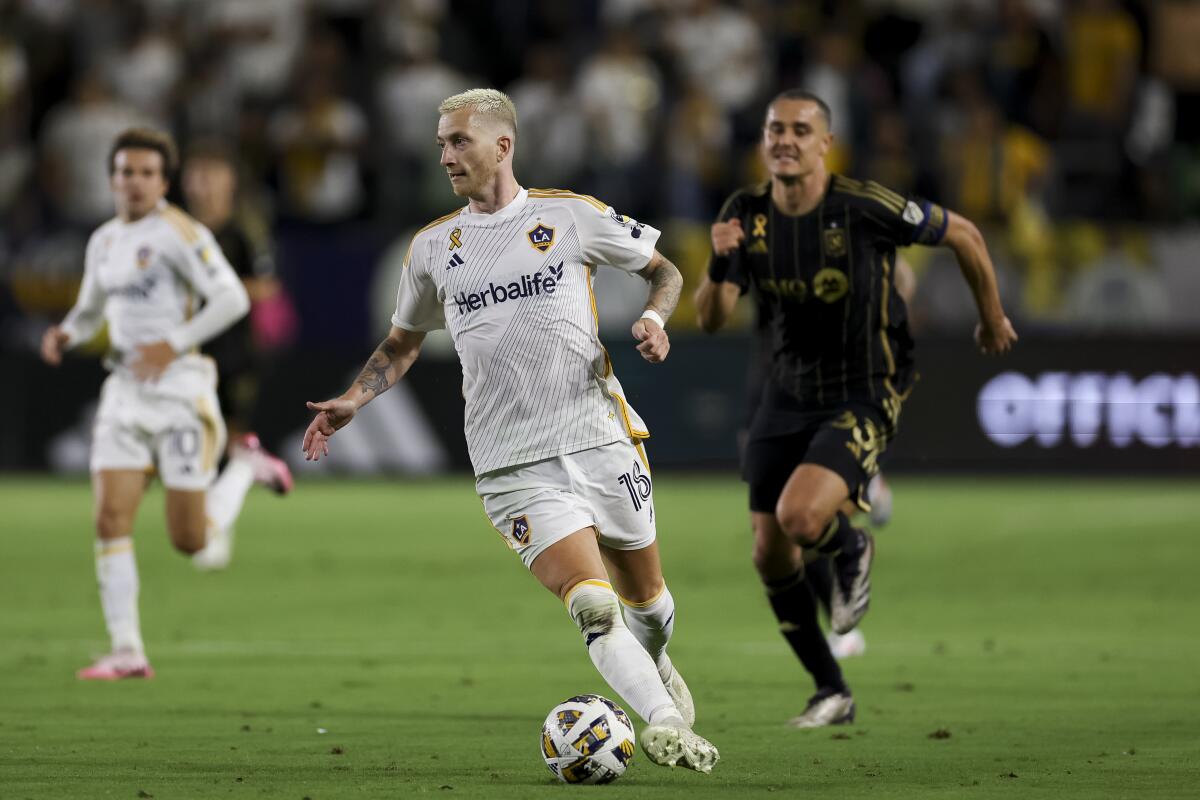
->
<box><xmin>2</xmin><ymin>0</ymin><xmax>1198</xmax><ymax>475</ymax></box>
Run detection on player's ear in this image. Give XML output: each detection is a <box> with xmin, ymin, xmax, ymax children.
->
<box><xmin>496</xmin><ymin>133</ymin><xmax>513</xmax><ymax>162</ymax></box>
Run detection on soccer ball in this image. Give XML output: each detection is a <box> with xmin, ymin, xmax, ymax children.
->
<box><xmin>540</xmin><ymin>694</ymin><xmax>637</xmax><ymax>784</ymax></box>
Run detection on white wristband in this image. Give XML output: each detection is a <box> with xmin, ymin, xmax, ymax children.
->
<box><xmin>639</xmin><ymin>309</ymin><xmax>666</xmax><ymax>329</ymax></box>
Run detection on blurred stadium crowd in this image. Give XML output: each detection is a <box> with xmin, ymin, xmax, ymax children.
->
<box><xmin>2</xmin><ymin>0</ymin><xmax>1199</xmax><ymax>349</ymax></box>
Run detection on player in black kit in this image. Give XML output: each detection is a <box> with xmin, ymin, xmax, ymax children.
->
<box><xmin>695</xmin><ymin>90</ymin><xmax>1017</xmax><ymax>728</ymax></box>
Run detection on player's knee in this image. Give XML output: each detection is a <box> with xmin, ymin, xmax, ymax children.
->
<box><xmin>775</xmin><ymin>503</ymin><xmax>827</xmax><ymax>546</ymax></box>
<box><xmin>94</xmin><ymin>506</ymin><xmax>131</xmax><ymax>540</ymax></box>
<box><xmin>167</xmin><ymin>519</ymin><xmax>206</xmax><ymax>555</ymax></box>
<box><xmin>618</xmin><ymin>577</ymin><xmax>665</xmax><ymax>608</ymax></box>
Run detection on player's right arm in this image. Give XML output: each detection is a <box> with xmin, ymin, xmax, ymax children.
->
<box><xmin>42</xmin><ymin>237</ymin><xmax>106</xmax><ymax>366</ymax></box>
<box><xmin>696</xmin><ymin>194</ymin><xmax>747</xmax><ymax>333</ymax></box>
<box><xmin>302</xmin><ymin>325</ymin><xmax>426</xmax><ymax>461</ymax></box>
<box><xmin>303</xmin><ymin>229</ymin><xmax>444</xmax><ymax>461</ymax></box>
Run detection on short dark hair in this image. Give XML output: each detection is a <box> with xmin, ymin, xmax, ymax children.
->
<box><xmin>766</xmin><ymin>89</ymin><xmax>832</xmax><ymax>130</ymax></box>
<box><xmin>108</xmin><ymin>127</ymin><xmax>179</xmax><ymax>177</ymax></box>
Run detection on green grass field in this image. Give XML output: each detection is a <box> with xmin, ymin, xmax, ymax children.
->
<box><xmin>2</xmin><ymin>475</ymin><xmax>1198</xmax><ymax>799</ymax></box>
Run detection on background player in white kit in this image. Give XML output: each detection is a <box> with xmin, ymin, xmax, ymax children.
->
<box><xmin>40</xmin><ymin>128</ymin><xmax>293</xmax><ymax>680</ymax></box>
<box><xmin>302</xmin><ymin>89</ymin><xmax>719</xmax><ymax>774</ymax></box>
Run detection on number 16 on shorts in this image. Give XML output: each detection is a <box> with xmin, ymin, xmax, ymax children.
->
<box><xmin>617</xmin><ymin>462</ymin><xmax>652</xmax><ymax>515</ymax></box>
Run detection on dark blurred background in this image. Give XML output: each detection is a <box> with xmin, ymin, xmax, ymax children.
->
<box><xmin>2</xmin><ymin>0</ymin><xmax>1198</xmax><ymax>475</ymax></box>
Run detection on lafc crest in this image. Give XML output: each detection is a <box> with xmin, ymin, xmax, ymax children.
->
<box><xmin>823</xmin><ymin>228</ymin><xmax>846</xmax><ymax>257</ymax></box>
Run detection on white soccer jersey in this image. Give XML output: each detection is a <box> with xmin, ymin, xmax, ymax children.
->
<box><xmin>60</xmin><ymin>201</ymin><xmax>249</xmax><ymax>398</ymax></box>
<box><xmin>392</xmin><ymin>188</ymin><xmax>659</xmax><ymax>475</ymax></box>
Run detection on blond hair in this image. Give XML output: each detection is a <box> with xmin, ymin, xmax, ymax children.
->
<box><xmin>438</xmin><ymin>88</ymin><xmax>518</xmax><ymax>138</ymax></box>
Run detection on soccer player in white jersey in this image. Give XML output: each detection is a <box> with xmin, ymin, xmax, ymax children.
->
<box><xmin>302</xmin><ymin>89</ymin><xmax>719</xmax><ymax>774</ymax></box>
<box><xmin>40</xmin><ymin>128</ymin><xmax>293</xmax><ymax>680</ymax></box>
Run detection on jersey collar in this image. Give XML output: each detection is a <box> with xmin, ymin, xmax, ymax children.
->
<box><xmin>463</xmin><ymin>187</ymin><xmax>528</xmax><ymax>219</ymax></box>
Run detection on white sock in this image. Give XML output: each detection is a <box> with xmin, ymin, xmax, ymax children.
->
<box><xmin>95</xmin><ymin>537</ymin><xmax>144</xmax><ymax>655</ymax></box>
<box><xmin>566</xmin><ymin>581</ymin><xmax>682</xmax><ymax>727</ymax></box>
<box><xmin>620</xmin><ymin>585</ymin><xmax>676</xmax><ymax>681</ymax></box>
<box><xmin>205</xmin><ymin>459</ymin><xmax>254</xmax><ymax>533</ymax></box>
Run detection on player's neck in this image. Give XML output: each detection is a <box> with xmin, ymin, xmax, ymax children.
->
<box><xmin>771</xmin><ymin>168</ymin><xmax>828</xmax><ymax>216</ymax></box>
<box><xmin>118</xmin><ymin>207</ymin><xmax>153</xmax><ymax>224</ymax></box>
<box><xmin>467</xmin><ymin>171</ymin><xmax>521</xmax><ymax>215</ymax></box>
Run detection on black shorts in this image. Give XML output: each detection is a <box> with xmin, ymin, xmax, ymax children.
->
<box><xmin>743</xmin><ymin>401</ymin><xmax>895</xmax><ymax>514</ymax></box>
<box><xmin>215</xmin><ymin>365</ymin><xmax>260</xmax><ymax>431</ymax></box>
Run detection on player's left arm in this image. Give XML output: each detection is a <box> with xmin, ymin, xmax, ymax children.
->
<box><xmin>633</xmin><ymin>250</ymin><xmax>681</xmax><ymax>364</ymax></box>
<box><xmin>134</xmin><ymin>225</ymin><xmax>250</xmax><ymax>380</ymax></box>
<box><xmin>940</xmin><ymin>211</ymin><xmax>1018</xmax><ymax>355</ymax></box>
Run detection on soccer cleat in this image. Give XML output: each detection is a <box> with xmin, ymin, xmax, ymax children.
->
<box><xmin>233</xmin><ymin>433</ymin><xmax>293</xmax><ymax>495</ymax></box>
<box><xmin>866</xmin><ymin>473</ymin><xmax>893</xmax><ymax>527</ymax></box>
<box><xmin>830</xmin><ymin>530</ymin><xmax>874</xmax><ymax>635</ymax></box>
<box><xmin>639</xmin><ymin>724</ymin><xmax>719</xmax><ymax>774</ymax></box>
<box><xmin>827</xmin><ymin>628</ymin><xmax>867</xmax><ymax>659</ymax></box>
<box><xmin>76</xmin><ymin>651</ymin><xmax>154</xmax><ymax>681</ymax></box>
<box><xmin>662</xmin><ymin>665</ymin><xmax>696</xmax><ymax>727</ymax></box>
<box><xmin>787</xmin><ymin>687</ymin><xmax>855</xmax><ymax>728</ymax></box>
<box><xmin>192</xmin><ymin>524</ymin><xmax>231</xmax><ymax>571</ymax></box>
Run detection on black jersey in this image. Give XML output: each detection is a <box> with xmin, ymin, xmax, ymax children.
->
<box><xmin>710</xmin><ymin>174</ymin><xmax>948</xmax><ymax>416</ymax></box>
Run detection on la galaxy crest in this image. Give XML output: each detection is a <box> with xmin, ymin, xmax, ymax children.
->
<box><xmin>136</xmin><ymin>245</ymin><xmax>153</xmax><ymax>269</ymax></box>
<box><xmin>527</xmin><ymin>223</ymin><xmax>555</xmax><ymax>253</ymax></box>
<box><xmin>511</xmin><ymin>515</ymin><xmax>532</xmax><ymax>545</ymax></box>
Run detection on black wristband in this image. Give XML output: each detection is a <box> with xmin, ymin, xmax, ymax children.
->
<box><xmin>707</xmin><ymin>256</ymin><xmax>731</xmax><ymax>283</ymax></box>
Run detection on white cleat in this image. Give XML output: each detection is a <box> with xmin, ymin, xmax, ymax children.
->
<box><xmin>192</xmin><ymin>524</ymin><xmax>232</xmax><ymax>571</ymax></box>
<box><xmin>639</xmin><ymin>724</ymin><xmax>719</xmax><ymax>774</ymax></box>
<box><xmin>827</xmin><ymin>628</ymin><xmax>867</xmax><ymax>659</ymax></box>
<box><xmin>787</xmin><ymin>688</ymin><xmax>856</xmax><ymax>729</ymax></box>
<box><xmin>662</xmin><ymin>665</ymin><xmax>696</xmax><ymax>727</ymax></box>
<box><xmin>867</xmin><ymin>473</ymin><xmax>892</xmax><ymax>527</ymax></box>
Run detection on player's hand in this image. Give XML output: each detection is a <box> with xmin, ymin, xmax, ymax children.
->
<box><xmin>40</xmin><ymin>326</ymin><xmax>70</xmax><ymax>366</ymax></box>
<box><xmin>303</xmin><ymin>398</ymin><xmax>357</xmax><ymax>461</ymax></box>
<box><xmin>131</xmin><ymin>340</ymin><xmax>176</xmax><ymax>381</ymax></box>
<box><xmin>710</xmin><ymin>218</ymin><xmax>745</xmax><ymax>256</ymax></box>
<box><xmin>975</xmin><ymin>315</ymin><xmax>1018</xmax><ymax>355</ymax></box>
<box><xmin>632</xmin><ymin>318</ymin><xmax>670</xmax><ymax>364</ymax></box>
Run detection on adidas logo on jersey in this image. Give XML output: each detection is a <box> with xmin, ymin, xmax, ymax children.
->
<box><xmin>447</xmin><ymin>253</ymin><xmax>465</xmax><ymax>270</ymax></box>
<box><xmin>453</xmin><ymin>262</ymin><xmax>564</xmax><ymax>316</ymax></box>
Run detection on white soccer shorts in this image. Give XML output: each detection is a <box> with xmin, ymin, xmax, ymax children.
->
<box><xmin>476</xmin><ymin>438</ymin><xmax>657</xmax><ymax>568</ymax></box>
<box><xmin>90</xmin><ymin>370</ymin><xmax>226</xmax><ymax>491</ymax></box>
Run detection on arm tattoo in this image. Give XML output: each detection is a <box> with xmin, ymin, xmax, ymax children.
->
<box><xmin>643</xmin><ymin>253</ymin><xmax>682</xmax><ymax>319</ymax></box>
<box><xmin>355</xmin><ymin>338</ymin><xmax>398</xmax><ymax>398</ymax></box>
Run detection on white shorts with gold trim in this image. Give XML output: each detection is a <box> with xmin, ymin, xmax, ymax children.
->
<box><xmin>90</xmin><ymin>367</ymin><xmax>226</xmax><ymax>491</ymax></box>
<box><xmin>476</xmin><ymin>438</ymin><xmax>656</xmax><ymax>569</ymax></box>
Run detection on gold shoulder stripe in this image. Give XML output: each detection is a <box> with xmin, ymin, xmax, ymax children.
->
<box><xmin>834</xmin><ymin>175</ymin><xmax>906</xmax><ymax>213</ymax></box>
<box><xmin>528</xmin><ymin>188</ymin><xmax>607</xmax><ymax>213</ymax></box>
<box><xmin>416</xmin><ymin>209</ymin><xmax>462</xmax><ymax>235</ymax></box>
<box><xmin>405</xmin><ymin>209</ymin><xmax>462</xmax><ymax>268</ymax></box>
<box><xmin>838</xmin><ymin>186</ymin><xmax>904</xmax><ymax>214</ymax></box>
<box><xmin>862</xmin><ymin>180</ymin><xmax>906</xmax><ymax>208</ymax></box>
<box><xmin>162</xmin><ymin>205</ymin><xmax>201</xmax><ymax>244</ymax></box>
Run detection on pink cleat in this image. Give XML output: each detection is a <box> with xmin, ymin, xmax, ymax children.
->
<box><xmin>233</xmin><ymin>433</ymin><xmax>293</xmax><ymax>495</ymax></box>
<box><xmin>77</xmin><ymin>651</ymin><xmax>155</xmax><ymax>681</ymax></box>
